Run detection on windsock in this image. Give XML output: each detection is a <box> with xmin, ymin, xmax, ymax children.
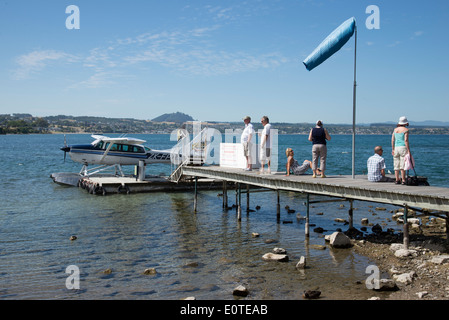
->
<box><xmin>303</xmin><ymin>17</ymin><xmax>356</xmax><ymax>71</ymax></box>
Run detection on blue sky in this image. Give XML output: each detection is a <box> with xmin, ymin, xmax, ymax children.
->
<box><xmin>1</xmin><ymin>0</ymin><xmax>448</xmax><ymax>124</ymax></box>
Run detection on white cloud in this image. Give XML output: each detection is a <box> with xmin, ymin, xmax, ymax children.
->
<box><xmin>13</xmin><ymin>25</ymin><xmax>289</xmax><ymax>87</ymax></box>
<box><xmin>410</xmin><ymin>30</ymin><xmax>424</xmax><ymax>40</ymax></box>
<box><xmin>119</xmin><ymin>27</ymin><xmax>289</xmax><ymax>76</ymax></box>
<box><xmin>84</xmin><ymin>47</ymin><xmax>118</xmax><ymax>69</ymax></box>
<box><xmin>387</xmin><ymin>41</ymin><xmax>402</xmax><ymax>48</ymax></box>
<box><xmin>13</xmin><ymin>50</ymin><xmax>78</xmax><ymax>80</ymax></box>
<box><xmin>68</xmin><ymin>71</ymin><xmax>116</xmax><ymax>89</ymax></box>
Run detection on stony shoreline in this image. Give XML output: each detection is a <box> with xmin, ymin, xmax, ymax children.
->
<box><xmin>350</xmin><ymin>214</ymin><xmax>449</xmax><ymax>300</ymax></box>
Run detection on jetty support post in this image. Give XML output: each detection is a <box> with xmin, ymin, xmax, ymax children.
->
<box><xmin>305</xmin><ymin>193</ymin><xmax>310</xmax><ymax>237</ymax></box>
<box><xmin>138</xmin><ymin>160</ymin><xmax>145</xmax><ymax>181</ymax></box>
<box><xmin>446</xmin><ymin>213</ymin><xmax>449</xmax><ymax>244</ymax></box>
<box><xmin>222</xmin><ymin>180</ymin><xmax>228</xmax><ymax>209</ymax></box>
<box><xmin>222</xmin><ymin>180</ymin><xmax>225</xmax><ymax>208</ymax></box>
<box><xmin>276</xmin><ymin>190</ymin><xmax>281</xmax><ymax>222</ymax></box>
<box><xmin>246</xmin><ymin>184</ymin><xmax>250</xmax><ymax>213</ymax></box>
<box><xmin>237</xmin><ymin>183</ymin><xmax>242</xmax><ymax>221</ymax></box>
<box><xmin>348</xmin><ymin>199</ymin><xmax>354</xmax><ymax>229</ymax></box>
<box><xmin>403</xmin><ymin>204</ymin><xmax>409</xmax><ymax>249</ymax></box>
<box><xmin>194</xmin><ymin>176</ymin><xmax>198</xmax><ymax>213</ymax></box>
<box><xmin>235</xmin><ymin>183</ymin><xmax>238</xmax><ymax>212</ymax></box>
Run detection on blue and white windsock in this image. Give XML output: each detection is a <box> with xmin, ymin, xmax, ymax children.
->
<box><xmin>303</xmin><ymin>17</ymin><xmax>356</xmax><ymax>71</ymax></box>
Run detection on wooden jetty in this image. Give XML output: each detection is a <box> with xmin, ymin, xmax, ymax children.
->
<box><xmin>180</xmin><ymin>165</ymin><xmax>449</xmax><ymax>248</ymax></box>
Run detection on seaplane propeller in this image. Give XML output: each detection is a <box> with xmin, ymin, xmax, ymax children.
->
<box><xmin>61</xmin><ymin>135</ymin><xmax>70</xmax><ymax>162</ymax></box>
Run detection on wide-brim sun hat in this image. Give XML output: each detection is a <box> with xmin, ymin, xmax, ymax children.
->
<box><xmin>398</xmin><ymin>116</ymin><xmax>408</xmax><ymax>125</ymax></box>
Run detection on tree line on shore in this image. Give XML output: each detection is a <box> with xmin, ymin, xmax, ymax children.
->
<box><xmin>2</xmin><ymin>113</ymin><xmax>449</xmax><ymax>135</ymax></box>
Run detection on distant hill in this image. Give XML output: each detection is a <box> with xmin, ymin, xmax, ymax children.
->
<box><xmin>151</xmin><ymin>112</ymin><xmax>194</xmax><ymax>123</ymax></box>
<box><xmin>372</xmin><ymin>120</ymin><xmax>449</xmax><ymax>127</ymax></box>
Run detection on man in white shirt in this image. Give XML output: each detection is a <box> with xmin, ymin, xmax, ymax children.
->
<box><xmin>241</xmin><ymin>116</ymin><xmax>255</xmax><ymax>171</ymax></box>
<box><xmin>259</xmin><ymin>115</ymin><xmax>271</xmax><ymax>173</ymax></box>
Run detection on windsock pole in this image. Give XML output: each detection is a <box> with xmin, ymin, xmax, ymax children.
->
<box><xmin>352</xmin><ymin>26</ymin><xmax>357</xmax><ymax>179</ymax></box>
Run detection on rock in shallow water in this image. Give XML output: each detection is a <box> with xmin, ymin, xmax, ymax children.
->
<box><xmin>262</xmin><ymin>252</ymin><xmax>289</xmax><ymax>262</ymax></box>
<box><xmin>233</xmin><ymin>285</ymin><xmax>249</xmax><ymax>297</ymax></box>
<box><xmin>329</xmin><ymin>232</ymin><xmax>352</xmax><ymax>248</ymax></box>
<box><xmin>296</xmin><ymin>256</ymin><xmax>306</xmax><ymax>269</ymax></box>
<box><xmin>143</xmin><ymin>268</ymin><xmax>157</xmax><ymax>275</ymax></box>
<box><xmin>303</xmin><ymin>290</ymin><xmax>321</xmax><ymax>299</ymax></box>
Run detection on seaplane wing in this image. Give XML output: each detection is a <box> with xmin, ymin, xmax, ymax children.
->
<box><xmin>61</xmin><ymin>135</ymin><xmax>172</xmax><ymax>166</ymax></box>
<box><xmin>91</xmin><ymin>135</ymin><xmax>146</xmax><ymax>146</ymax></box>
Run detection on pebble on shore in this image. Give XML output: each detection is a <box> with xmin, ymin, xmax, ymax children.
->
<box><xmin>233</xmin><ymin>285</ymin><xmax>249</xmax><ymax>297</ymax></box>
<box><xmin>354</xmin><ymin>233</ymin><xmax>449</xmax><ymax>300</ymax></box>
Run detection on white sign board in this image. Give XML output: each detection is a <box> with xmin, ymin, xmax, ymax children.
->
<box><xmin>219</xmin><ymin>143</ymin><xmax>259</xmax><ymax>169</ymax></box>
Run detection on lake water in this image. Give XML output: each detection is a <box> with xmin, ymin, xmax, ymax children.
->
<box><xmin>1</xmin><ymin>133</ymin><xmax>448</xmax><ymax>300</ymax></box>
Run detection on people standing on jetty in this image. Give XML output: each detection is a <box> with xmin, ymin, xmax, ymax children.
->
<box><xmin>259</xmin><ymin>116</ymin><xmax>271</xmax><ymax>174</ymax></box>
<box><xmin>241</xmin><ymin>116</ymin><xmax>255</xmax><ymax>171</ymax></box>
<box><xmin>285</xmin><ymin>148</ymin><xmax>318</xmax><ymax>176</ymax></box>
<box><xmin>308</xmin><ymin>120</ymin><xmax>331</xmax><ymax>178</ymax></box>
<box><xmin>392</xmin><ymin>116</ymin><xmax>411</xmax><ymax>185</ymax></box>
<box><xmin>367</xmin><ymin>146</ymin><xmax>395</xmax><ymax>182</ymax></box>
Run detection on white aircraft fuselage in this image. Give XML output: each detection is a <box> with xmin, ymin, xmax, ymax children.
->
<box><xmin>61</xmin><ymin>135</ymin><xmax>172</xmax><ymax>166</ymax></box>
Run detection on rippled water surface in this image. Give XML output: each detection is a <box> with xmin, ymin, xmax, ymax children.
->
<box><xmin>1</xmin><ymin>134</ymin><xmax>447</xmax><ymax>299</ymax></box>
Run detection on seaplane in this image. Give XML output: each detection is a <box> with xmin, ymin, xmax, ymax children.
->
<box><xmin>61</xmin><ymin>134</ymin><xmax>173</xmax><ymax>177</ymax></box>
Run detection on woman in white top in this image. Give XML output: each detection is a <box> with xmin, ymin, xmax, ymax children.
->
<box><xmin>391</xmin><ymin>116</ymin><xmax>410</xmax><ymax>184</ymax></box>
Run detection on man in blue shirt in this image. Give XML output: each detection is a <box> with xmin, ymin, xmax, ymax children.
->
<box><xmin>367</xmin><ymin>146</ymin><xmax>395</xmax><ymax>182</ymax></box>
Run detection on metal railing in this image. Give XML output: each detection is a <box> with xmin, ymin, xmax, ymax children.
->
<box><xmin>169</xmin><ymin>127</ymin><xmax>208</xmax><ymax>182</ymax></box>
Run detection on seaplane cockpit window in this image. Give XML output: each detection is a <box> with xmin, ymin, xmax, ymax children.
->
<box><xmin>95</xmin><ymin>141</ymin><xmax>145</xmax><ymax>153</ymax></box>
<box><xmin>145</xmin><ymin>146</ymin><xmax>152</xmax><ymax>151</ymax></box>
<box><xmin>132</xmin><ymin>146</ymin><xmax>145</xmax><ymax>153</ymax></box>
